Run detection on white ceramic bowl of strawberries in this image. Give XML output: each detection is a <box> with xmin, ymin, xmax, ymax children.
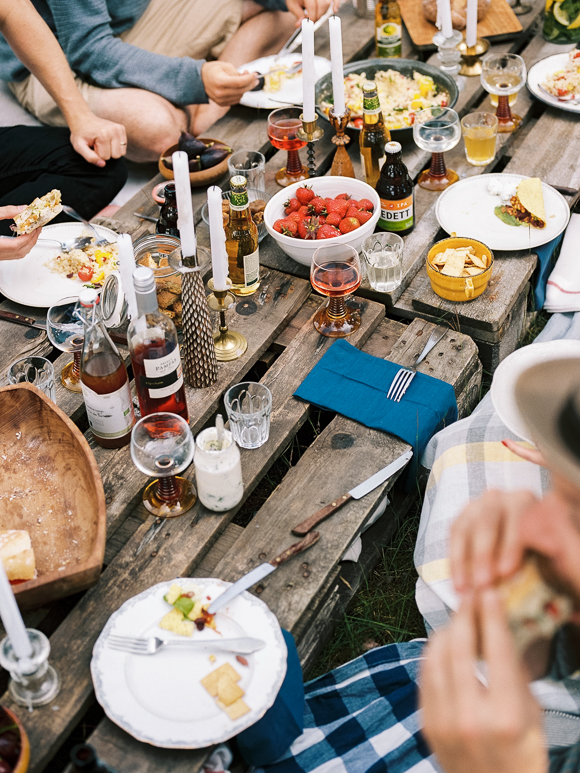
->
<box><xmin>264</xmin><ymin>176</ymin><xmax>381</xmax><ymax>266</ymax></box>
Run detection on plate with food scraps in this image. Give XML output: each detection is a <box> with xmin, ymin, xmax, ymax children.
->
<box><xmin>435</xmin><ymin>173</ymin><xmax>570</xmax><ymax>251</ymax></box>
<box><xmin>527</xmin><ymin>51</ymin><xmax>580</xmax><ymax>115</ymax></box>
<box><xmin>0</xmin><ymin>222</ymin><xmax>119</xmax><ymax>308</ymax></box>
<box><xmin>239</xmin><ymin>53</ymin><xmax>331</xmax><ymax>109</ymax></box>
<box><xmin>91</xmin><ymin>578</ymin><xmax>287</xmax><ymax>748</ymax></box>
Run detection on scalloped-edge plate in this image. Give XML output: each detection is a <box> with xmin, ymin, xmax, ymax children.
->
<box><xmin>91</xmin><ymin>578</ymin><xmax>287</xmax><ymax>748</ymax></box>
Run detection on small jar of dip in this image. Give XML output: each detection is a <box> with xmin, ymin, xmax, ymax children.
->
<box><xmin>194</xmin><ymin>427</ymin><xmax>243</xmax><ymax>512</ymax></box>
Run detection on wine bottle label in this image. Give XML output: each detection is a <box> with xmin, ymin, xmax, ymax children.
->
<box><xmin>82</xmin><ymin>382</ymin><xmax>135</xmax><ymax>439</ymax></box>
<box><xmin>141</xmin><ymin>349</ymin><xmax>183</xmax><ymax>399</ymax></box>
<box><xmin>363</xmin><ymin>94</ymin><xmax>382</xmax><ymax>115</ymax></box>
<box><xmin>378</xmin><ymin>194</ymin><xmax>413</xmax><ymax>231</ymax></box>
<box><xmin>243</xmin><ymin>248</ymin><xmax>260</xmax><ymax>286</ymax></box>
<box><xmin>230</xmin><ymin>191</ymin><xmax>249</xmax><ymax>211</ymax></box>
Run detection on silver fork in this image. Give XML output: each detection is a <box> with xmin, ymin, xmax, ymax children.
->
<box><xmin>386</xmin><ymin>326</ymin><xmax>449</xmax><ymax>403</ymax></box>
<box><xmin>107</xmin><ymin>634</ymin><xmax>266</xmax><ymax>656</ymax></box>
<box><xmin>62</xmin><ymin>205</ymin><xmax>114</xmax><ymax>247</ymax></box>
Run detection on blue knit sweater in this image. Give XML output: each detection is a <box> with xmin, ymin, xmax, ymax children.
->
<box><xmin>0</xmin><ymin>0</ymin><xmax>288</xmax><ymax>105</ymax></box>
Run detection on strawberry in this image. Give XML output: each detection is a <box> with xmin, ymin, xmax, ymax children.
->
<box><xmin>298</xmin><ymin>217</ymin><xmax>318</xmax><ymax>240</ymax></box>
<box><xmin>357</xmin><ymin>198</ymin><xmax>374</xmax><ymax>212</ymax></box>
<box><xmin>295</xmin><ymin>185</ymin><xmax>314</xmax><ymax>205</ymax></box>
<box><xmin>298</xmin><ymin>205</ymin><xmax>311</xmax><ymax>216</ymax></box>
<box><xmin>325</xmin><ymin>212</ymin><xmax>342</xmax><ymax>227</ymax></box>
<box><xmin>325</xmin><ymin>199</ymin><xmax>348</xmax><ymax>218</ymax></box>
<box><xmin>354</xmin><ymin>209</ymin><xmax>373</xmax><ymax>224</ymax></box>
<box><xmin>309</xmin><ymin>196</ymin><xmax>327</xmax><ymax>216</ymax></box>
<box><xmin>280</xmin><ymin>219</ymin><xmax>298</xmax><ymax>237</ymax></box>
<box><xmin>335</xmin><ymin>193</ymin><xmax>351</xmax><ymax>201</ymax></box>
<box><xmin>273</xmin><ymin>218</ymin><xmax>286</xmax><ymax>233</ymax></box>
<box><xmin>345</xmin><ymin>208</ymin><xmax>363</xmax><ymax>223</ymax></box>
<box><xmin>284</xmin><ymin>197</ymin><xmax>300</xmax><ymax>215</ymax></box>
<box><xmin>339</xmin><ymin>217</ymin><xmax>361</xmax><ymax>234</ymax></box>
<box><xmin>317</xmin><ymin>224</ymin><xmax>341</xmax><ymax>239</ymax></box>
<box><xmin>347</xmin><ymin>200</ymin><xmax>360</xmax><ymax>210</ymax></box>
<box><xmin>287</xmin><ymin>211</ymin><xmax>303</xmax><ymax>224</ymax></box>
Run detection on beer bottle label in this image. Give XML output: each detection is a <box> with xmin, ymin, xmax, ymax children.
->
<box><xmin>142</xmin><ymin>348</ymin><xmax>183</xmax><ymax>399</ymax></box>
<box><xmin>243</xmin><ymin>248</ymin><xmax>260</xmax><ymax>286</ymax></box>
<box><xmin>363</xmin><ymin>93</ymin><xmax>382</xmax><ymax>116</ymax></box>
<box><xmin>230</xmin><ymin>190</ymin><xmax>249</xmax><ymax>211</ymax></box>
<box><xmin>379</xmin><ymin>194</ymin><xmax>413</xmax><ymax>231</ymax></box>
<box><xmin>377</xmin><ymin>22</ymin><xmax>402</xmax><ymax>56</ymax></box>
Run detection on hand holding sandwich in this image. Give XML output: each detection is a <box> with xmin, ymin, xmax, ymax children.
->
<box><xmin>0</xmin><ymin>206</ymin><xmax>41</xmax><ymax>261</ymax></box>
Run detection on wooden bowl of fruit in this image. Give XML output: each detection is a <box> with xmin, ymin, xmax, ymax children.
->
<box><xmin>159</xmin><ymin>132</ymin><xmax>233</xmax><ymax>187</ymax></box>
<box><xmin>0</xmin><ymin>707</ymin><xmax>30</xmax><ymax>773</ymax></box>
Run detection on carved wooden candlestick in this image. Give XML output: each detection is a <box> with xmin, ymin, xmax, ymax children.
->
<box><xmin>329</xmin><ymin>108</ymin><xmax>355</xmax><ymax>178</ymax></box>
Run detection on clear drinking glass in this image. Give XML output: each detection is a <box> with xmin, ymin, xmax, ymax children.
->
<box><xmin>267</xmin><ymin>107</ymin><xmax>308</xmax><ymax>187</ymax></box>
<box><xmin>227</xmin><ymin>150</ymin><xmax>266</xmax><ymax>191</ymax></box>
<box><xmin>7</xmin><ymin>356</ymin><xmax>56</xmax><ymax>402</ymax></box>
<box><xmin>195</xmin><ymin>427</ymin><xmax>244</xmax><ymax>512</ymax></box>
<box><xmin>46</xmin><ymin>297</ymin><xmax>84</xmax><ymax>392</ymax></box>
<box><xmin>481</xmin><ymin>53</ymin><xmax>526</xmax><ymax>133</ymax></box>
<box><xmin>224</xmin><ymin>382</ymin><xmax>272</xmax><ymax>449</ymax></box>
<box><xmin>361</xmin><ymin>233</ymin><xmax>404</xmax><ymax>293</ymax></box>
<box><xmin>310</xmin><ymin>244</ymin><xmax>362</xmax><ymax>338</ymax></box>
<box><xmin>461</xmin><ymin>112</ymin><xmax>498</xmax><ymax>166</ymax></box>
<box><xmin>413</xmin><ymin>107</ymin><xmax>461</xmax><ymax>191</ymax></box>
<box><xmin>131</xmin><ymin>412</ymin><xmax>196</xmax><ymax>518</ymax></box>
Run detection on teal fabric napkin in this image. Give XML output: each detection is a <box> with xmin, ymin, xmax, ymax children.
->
<box><xmin>534</xmin><ymin>234</ymin><xmax>564</xmax><ymax>310</ymax></box>
<box><xmin>294</xmin><ymin>340</ymin><xmax>458</xmax><ymax>490</ymax></box>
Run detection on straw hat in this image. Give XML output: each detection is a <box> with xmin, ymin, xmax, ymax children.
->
<box><xmin>515</xmin><ymin>358</ymin><xmax>580</xmax><ymax>488</ymax></box>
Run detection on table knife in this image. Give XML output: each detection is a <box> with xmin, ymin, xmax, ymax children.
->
<box><xmin>0</xmin><ymin>309</ymin><xmax>128</xmax><ymax>345</ymax></box>
<box><xmin>207</xmin><ymin>531</ymin><xmax>320</xmax><ymax>614</ymax></box>
<box><xmin>292</xmin><ymin>448</ymin><xmax>414</xmax><ymax>537</ymax></box>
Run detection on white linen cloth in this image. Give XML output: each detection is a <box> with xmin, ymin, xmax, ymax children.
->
<box><xmin>545</xmin><ymin>214</ymin><xmax>580</xmax><ymax>312</ymax></box>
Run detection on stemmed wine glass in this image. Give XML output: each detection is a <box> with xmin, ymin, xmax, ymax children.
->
<box><xmin>413</xmin><ymin>107</ymin><xmax>461</xmax><ymax>191</ymax></box>
<box><xmin>46</xmin><ymin>297</ymin><xmax>84</xmax><ymax>392</ymax></box>
<box><xmin>310</xmin><ymin>244</ymin><xmax>362</xmax><ymax>338</ymax></box>
<box><xmin>131</xmin><ymin>412</ymin><xmax>196</xmax><ymax>518</ymax></box>
<box><xmin>267</xmin><ymin>107</ymin><xmax>309</xmax><ymax>187</ymax></box>
<box><xmin>481</xmin><ymin>53</ymin><xmax>526</xmax><ymax>133</ymax></box>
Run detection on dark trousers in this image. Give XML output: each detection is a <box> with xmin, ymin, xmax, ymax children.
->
<box><xmin>0</xmin><ymin>125</ymin><xmax>127</xmax><ymax>235</ymax></box>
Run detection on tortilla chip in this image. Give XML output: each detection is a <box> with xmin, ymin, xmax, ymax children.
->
<box><xmin>440</xmin><ymin>253</ymin><xmax>465</xmax><ymax>277</ymax></box>
<box><xmin>201</xmin><ymin>663</ymin><xmax>241</xmax><ymax>697</ymax></box>
<box><xmin>217</xmin><ymin>698</ymin><xmax>251</xmax><ymax>720</ymax></box>
<box><xmin>516</xmin><ymin>178</ymin><xmax>546</xmax><ymax>227</ymax></box>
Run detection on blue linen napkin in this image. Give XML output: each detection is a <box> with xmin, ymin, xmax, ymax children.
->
<box><xmin>293</xmin><ymin>340</ymin><xmax>458</xmax><ymax>490</ymax></box>
<box><xmin>533</xmin><ymin>234</ymin><xmax>564</xmax><ymax>310</ymax></box>
<box><xmin>236</xmin><ymin>629</ymin><xmax>304</xmax><ymax>766</ymax></box>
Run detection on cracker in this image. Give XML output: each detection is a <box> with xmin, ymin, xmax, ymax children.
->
<box><xmin>159</xmin><ymin>278</ymin><xmax>182</xmax><ymax>294</ymax></box>
<box><xmin>216</xmin><ymin>675</ymin><xmax>245</xmax><ymax>706</ymax></box>
<box><xmin>201</xmin><ymin>663</ymin><xmax>241</xmax><ymax>697</ymax></box>
<box><xmin>465</xmin><ymin>266</ymin><xmax>482</xmax><ymax>276</ymax></box>
<box><xmin>440</xmin><ymin>253</ymin><xmax>465</xmax><ymax>277</ymax></box>
<box><xmin>469</xmin><ymin>253</ymin><xmax>487</xmax><ymax>269</ymax></box>
<box><xmin>217</xmin><ymin>698</ymin><xmax>251</xmax><ymax>720</ymax></box>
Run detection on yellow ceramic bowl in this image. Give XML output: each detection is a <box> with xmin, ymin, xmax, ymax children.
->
<box><xmin>426</xmin><ymin>236</ymin><xmax>494</xmax><ymax>303</ymax></box>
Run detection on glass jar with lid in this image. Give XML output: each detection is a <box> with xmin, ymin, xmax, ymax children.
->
<box><xmin>132</xmin><ymin>234</ymin><xmax>183</xmax><ymax>329</ymax></box>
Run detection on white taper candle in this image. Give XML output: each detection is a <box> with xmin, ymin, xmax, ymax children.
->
<box><xmin>207</xmin><ymin>186</ymin><xmax>229</xmax><ymax>292</ymax></box>
<box><xmin>0</xmin><ymin>560</ymin><xmax>32</xmax><ymax>661</ymax></box>
<box><xmin>328</xmin><ymin>15</ymin><xmax>346</xmax><ymax>117</ymax></box>
<box><xmin>466</xmin><ymin>0</ymin><xmax>478</xmax><ymax>48</ymax></box>
<box><xmin>439</xmin><ymin>0</ymin><xmax>453</xmax><ymax>38</ymax></box>
<box><xmin>172</xmin><ymin>150</ymin><xmax>197</xmax><ymax>259</ymax></box>
<box><xmin>117</xmin><ymin>233</ymin><xmax>138</xmax><ymax>320</ymax></box>
<box><xmin>301</xmin><ymin>19</ymin><xmax>316</xmax><ymax>123</ymax></box>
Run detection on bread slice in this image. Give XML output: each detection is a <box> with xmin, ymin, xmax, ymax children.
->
<box><xmin>12</xmin><ymin>190</ymin><xmax>63</xmax><ymax>235</ymax></box>
<box><xmin>0</xmin><ymin>530</ymin><xmax>36</xmax><ymax>581</ymax></box>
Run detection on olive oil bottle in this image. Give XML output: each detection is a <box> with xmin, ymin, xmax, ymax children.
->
<box><xmin>375</xmin><ymin>0</ymin><xmax>402</xmax><ymax>58</ymax></box>
<box><xmin>224</xmin><ymin>175</ymin><xmax>260</xmax><ymax>296</ymax></box>
<box><xmin>359</xmin><ymin>81</ymin><xmax>391</xmax><ymax>189</ymax></box>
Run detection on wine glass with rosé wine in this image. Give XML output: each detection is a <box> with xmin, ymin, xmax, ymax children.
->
<box><xmin>46</xmin><ymin>296</ymin><xmax>84</xmax><ymax>392</ymax></box>
<box><xmin>131</xmin><ymin>412</ymin><xmax>196</xmax><ymax>518</ymax></box>
<box><xmin>267</xmin><ymin>107</ymin><xmax>309</xmax><ymax>187</ymax></box>
<box><xmin>310</xmin><ymin>244</ymin><xmax>362</xmax><ymax>338</ymax></box>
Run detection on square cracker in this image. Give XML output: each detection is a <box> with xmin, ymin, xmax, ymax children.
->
<box><xmin>217</xmin><ymin>675</ymin><xmax>245</xmax><ymax>707</ymax></box>
<box><xmin>201</xmin><ymin>663</ymin><xmax>241</xmax><ymax>697</ymax></box>
<box><xmin>217</xmin><ymin>698</ymin><xmax>251</xmax><ymax>720</ymax></box>
<box><xmin>440</xmin><ymin>253</ymin><xmax>465</xmax><ymax>277</ymax></box>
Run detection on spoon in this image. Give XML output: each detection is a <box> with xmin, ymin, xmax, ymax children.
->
<box><xmin>62</xmin><ymin>205</ymin><xmax>115</xmax><ymax>247</ymax></box>
<box><xmin>38</xmin><ymin>235</ymin><xmax>94</xmax><ymax>253</ymax></box>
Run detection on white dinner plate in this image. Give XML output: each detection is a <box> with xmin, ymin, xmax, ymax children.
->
<box><xmin>435</xmin><ymin>174</ymin><xmax>570</xmax><ymax>251</ymax></box>
<box><xmin>0</xmin><ymin>222</ymin><xmax>118</xmax><ymax>308</ymax></box>
<box><xmin>239</xmin><ymin>54</ymin><xmax>331</xmax><ymax>109</ymax></box>
<box><xmin>527</xmin><ymin>53</ymin><xmax>580</xmax><ymax>115</ymax></box>
<box><xmin>91</xmin><ymin>578</ymin><xmax>287</xmax><ymax>748</ymax></box>
<box><xmin>491</xmin><ymin>340</ymin><xmax>580</xmax><ymax>443</ymax></box>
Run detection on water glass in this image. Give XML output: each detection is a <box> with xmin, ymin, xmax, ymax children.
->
<box><xmin>361</xmin><ymin>233</ymin><xmax>404</xmax><ymax>293</ymax></box>
<box><xmin>227</xmin><ymin>150</ymin><xmax>266</xmax><ymax>191</ymax></box>
<box><xmin>7</xmin><ymin>357</ymin><xmax>56</xmax><ymax>402</ymax></box>
<box><xmin>461</xmin><ymin>112</ymin><xmax>498</xmax><ymax>166</ymax></box>
<box><xmin>224</xmin><ymin>382</ymin><xmax>272</xmax><ymax>449</ymax></box>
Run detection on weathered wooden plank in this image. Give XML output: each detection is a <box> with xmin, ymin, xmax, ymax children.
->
<box><xmin>0</xmin><ymin>301</ymin><xmax>51</xmax><ymax>376</ymax></box>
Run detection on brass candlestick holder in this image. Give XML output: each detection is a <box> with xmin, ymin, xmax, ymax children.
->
<box><xmin>169</xmin><ymin>246</ymin><xmax>218</xmax><ymax>387</ymax></box>
<box><xmin>458</xmin><ymin>37</ymin><xmax>490</xmax><ymax>76</ymax></box>
<box><xmin>207</xmin><ymin>278</ymin><xmax>248</xmax><ymax>362</ymax></box>
<box><xmin>297</xmin><ymin>114</ymin><xmax>324</xmax><ymax>179</ymax></box>
<box><xmin>329</xmin><ymin>108</ymin><xmax>355</xmax><ymax>178</ymax></box>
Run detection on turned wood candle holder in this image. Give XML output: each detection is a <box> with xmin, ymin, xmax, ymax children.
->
<box><xmin>329</xmin><ymin>108</ymin><xmax>355</xmax><ymax>179</ymax></box>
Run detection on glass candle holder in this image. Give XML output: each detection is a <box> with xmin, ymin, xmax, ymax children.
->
<box><xmin>481</xmin><ymin>53</ymin><xmax>526</xmax><ymax>133</ymax></box>
<box><xmin>7</xmin><ymin>357</ymin><xmax>56</xmax><ymax>402</ymax></box>
<box><xmin>0</xmin><ymin>629</ymin><xmax>60</xmax><ymax>708</ymax></box>
<box><xmin>195</xmin><ymin>427</ymin><xmax>244</xmax><ymax>512</ymax></box>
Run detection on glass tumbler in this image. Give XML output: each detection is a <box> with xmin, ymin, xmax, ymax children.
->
<box><xmin>224</xmin><ymin>382</ymin><xmax>272</xmax><ymax>449</ymax></box>
<box><xmin>361</xmin><ymin>233</ymin><xmax>404</xmax><ymax>293</ymax></box>
<box><xmin>195</xmin><ymin>427</ymin><xmax>244</xmax><ymax>512</ymax></box>
<box><xmin>7</xmin><ymin>356</ymin><xmax>56</xmax><ymax>402</ymax></box>
<box><xmin>227</xmin><ymin>150</ymin><xmax>266</xmax><ymax>191</ymax></box>
<box><xmin>461</xmin><ymin>112</ymin><xmax>498</xmax><ymax>166</ymax></box>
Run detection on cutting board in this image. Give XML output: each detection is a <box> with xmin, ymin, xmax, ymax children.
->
<box><xmin>400</xmin><ymin>0</ymin><xmax>522</xmax><ymax>48</ymax></box>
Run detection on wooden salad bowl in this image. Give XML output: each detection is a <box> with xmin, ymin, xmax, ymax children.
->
<box><xmin>0</xmin><ymin>384</ymin><xmax>106</xmax><ymax>609</ymax></box>
<box><xmin>2</xmin><ymin>706</ymin><xmax>30</xmax><ymax>773</ymax></box>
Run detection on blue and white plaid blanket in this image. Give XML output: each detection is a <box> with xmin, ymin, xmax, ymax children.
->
<box><xmin>261</xmin><ymin>640</ymin><xmax>437</xmax><ymax>773</ymax></box>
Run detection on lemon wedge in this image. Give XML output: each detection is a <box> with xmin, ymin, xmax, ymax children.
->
<box><xmin>568</xmin><ymin>9</ymin><xmax>580</xmax><ymax>26</ymax></box>
<box><xmin>553</xmin><ymin>2</ymin><xmax>570</xmax><ymax>25</ymax></box>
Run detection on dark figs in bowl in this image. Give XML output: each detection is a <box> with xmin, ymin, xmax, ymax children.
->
<box><xmin>159</xmin><ymin>138</ymin><xmax>234</xmax><ymax>187</ymax></box>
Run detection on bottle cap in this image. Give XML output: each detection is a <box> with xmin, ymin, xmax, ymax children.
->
<box><xmin>70</xmin><ymin>744</ymin><xmax>97</xmax><ymax>771</ymax></box>
<box><xmin>230</xmin><ymin>175</ymin><xmax>248</xmax><ymax>191</ymax></box>
<box><xmin>385</xmin><ymin>141</ymin><xmax>402</xmax><ymax>154</ymax></box>
<box><xmin>133</xmin><ymin>265</ymin><xmax>156</xmax><ymax>293</ymax></box>
<box><xmin>362</xmin><ymin>81</ymin><xmax>378</xmax><ymax>93</ymax></box>
<box><xmin>79</xmin><ymin>288</ymin><xmax>99</xmax><ymax>307</ymax></box>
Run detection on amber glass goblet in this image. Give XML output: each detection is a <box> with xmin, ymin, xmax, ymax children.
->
<box><xmin>131</xmin><ymin>412</ymin><xmax>196</xmax><ymax>518</ymax></box>
<box><xmin>481</xmin><ymin>53</ymin><xmax>526</xmax><ymax>133</ymax></box>
<box><xmin>267</xmin><ymin>107</ymin><xmax>309</xmax><ymax>187</ymax></box>
<box><xmin>413</xmin><ymin>107</ymin><xmax>461</xmax><ymax>192</ymax></box>
<box><xmin>310</xmin><ymin>244</ymin><xmax>362</xmax><ymax>338</ymax></box>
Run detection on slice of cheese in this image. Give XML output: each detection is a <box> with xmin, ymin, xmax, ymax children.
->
<box><xmin>0</xmin><ymin>530</ymin><xmax>35</xmax><ymax>581</ymax></box>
